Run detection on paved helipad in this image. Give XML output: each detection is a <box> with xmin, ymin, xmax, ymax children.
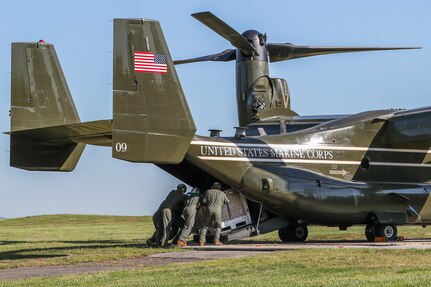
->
<box><xmin>184</xmin><ymin>239</ymin><xmax>431</xmax><ymax>250</ymax></box>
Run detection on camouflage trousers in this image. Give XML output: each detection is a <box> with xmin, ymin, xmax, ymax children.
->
<box><xmin>199</xmin><ymin>206</ymin><xmax>222</xmax><ymax>243</ymax></box>
<box><xmin>178</xmin><ymin>207</ymin><xmax>197</xmax><ymax>241</ymax></box>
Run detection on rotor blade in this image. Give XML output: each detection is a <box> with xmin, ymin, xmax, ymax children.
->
<box><xmin>192</xmin><ymin>11</ymin><xmax>258</xmax><ymax>56</ymax></box>
<box><xmin>268</xmin><ymin>43</ymin><xmax>421</xmax><ymax>62</ymax></box>
<box><xmin>174</xmin><ymin>49</ymin><xmax>236</xmax><ymax>65</ymax></box>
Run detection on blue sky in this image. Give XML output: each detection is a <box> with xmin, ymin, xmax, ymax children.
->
<box><xmin>0</xmin><ymin>0</ymin><xmax>430</xmax><ymax>218</ymax></box>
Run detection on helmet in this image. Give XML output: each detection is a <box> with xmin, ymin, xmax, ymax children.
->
<box><xmin>177</xmin><ymin>184</ymin><xmax>187</xmax><ymax>193</ymax></box>
<box><xmin>190</xmin><ymin>187</ymin><xmax>201</xmax><ymax>195</ymax></box>
<box><xmin>212</xmin><ymin>182</ymin><xmax>222</xmax><ymax>190</ymax></box>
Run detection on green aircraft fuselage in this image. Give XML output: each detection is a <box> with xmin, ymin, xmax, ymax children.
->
<box><xmin>184</xmin><ymin>110</ymin><xmax>431</xmax><ymax>226</ymax></box>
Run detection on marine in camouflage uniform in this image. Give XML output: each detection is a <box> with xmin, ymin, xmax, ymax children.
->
<box><xmin>199</xmin><ymin>182</ymin><xmax>229</xmax><ymax>246</ymax></box>
<box><xmin>177</xmin><ymin>187</ymin><xmax>201</xmax><ymax>247</ymax></box>
<box><xmin>146</xmin><ymin>184</ymin><xmax>187</xmax><ymax>247</ymax></box>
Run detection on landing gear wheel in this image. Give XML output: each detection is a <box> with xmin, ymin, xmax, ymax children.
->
<box><xmin>365</xmin><ymin>224</ymin><xmax>376</xmax><ymax>242</ymax></box>
<box><xmin>290</xmin><ymin>225</ymin><xmax>308</xmax><ymax>242</ymax></box>
<box><xmin>278</xmin><ymin>227</ymin><xmax>289</xmax><ymax>242</ymax></box>
<box><xmin>278</xmin><ymin>225</ymin><xmax>308</xmax><ymax>242</ymax></box>
<box><xmin>376</xmin><ymin>224</ymin><xmax>398</xmax><ymax>241</ymax></box>
<box><xmin>365</xmin><ymin>224</ymin><xmax>398</xmax><ymax>242</ymax></box>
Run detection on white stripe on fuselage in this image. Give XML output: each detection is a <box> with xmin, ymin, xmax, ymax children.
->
<box><xmin>196</xmin><ymin>156</ymin><xmax>431</xmax><ymax>168</ymax></box>
<box><xmin>190</xmin><ymin>140</ymin><xmax>431</xmax><ymax>154</ymax></box>
<box><xmin>191</xmin><ymin>140</ymin><xmax>431</xmax><ymax>168</ymax></box>
<box><xmin>372</xmin><ymin>162</ymin><xmax>431</xmax><ymax>168</ymax></box>
<box><xmin>197</xmin><ymin>156</ymin><xmax>361</xmax><ymax>165</ymax></box>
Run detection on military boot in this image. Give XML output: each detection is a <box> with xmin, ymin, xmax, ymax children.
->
<box><xmin>199</xmin><ymin>241</ymin><xmax>205</xmax><ymax>246</ymax></box>
<box><xmin>146</xmin><ymin>238</ymin><xmax>156</xmax><ymax>248</ymax></box>
<box><xmin>177</xmin><ymin>240</ymin><xmax>187</xmax><ymax>247</ymax></box>
<box><xmin>214</xmin><ymin>240</ymin><xmax>223</xmax><ymax>246</ymax></box>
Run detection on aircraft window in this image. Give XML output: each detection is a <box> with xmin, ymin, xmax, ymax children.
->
<box><xmin>258</xmin><ymin>34</ymin><xmax>266</xmax><ymax>46</ymax></box>
<box><xmin>280</xmin><ymin>122</ymin><xmax>287</xmax><ymax>134</ymax></box>
<box><xmin>261</xmin><ymin>178</ymin><xmax>273</xmax><ymax>193</ymax></box>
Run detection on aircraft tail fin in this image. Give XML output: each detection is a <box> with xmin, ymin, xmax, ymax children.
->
<box><xmin>11</xmin><ymin>41</ymin><xmax>80</xmax><ymax>131</ymax></box>
<box><xmin>9</xmin><ymin>42</ymin><xmax>85</xmax><ymax>171</ymax></box>
<box><xmin>112</xmin><ymin>19</ymin><xmax>196</xmax><ymax>164</ymax></box>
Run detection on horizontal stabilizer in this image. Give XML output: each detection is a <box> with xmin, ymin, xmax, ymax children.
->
<box><xmin>8</xmin><ymin>120</ymin><xmax>113</xmax><ymax>171</ymax></box>
<box><xmin>11</xmin><ymin>137</ymin><xmax>85</xmax><ymax>171</ymax></box>
<box><xmin>7</xmin><ymin>120</ymin><xmax>112</xmax><ymax>145</ymax></box>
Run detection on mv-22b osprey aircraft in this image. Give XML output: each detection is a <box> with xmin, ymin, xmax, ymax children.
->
<box><xmin>7</xmin><ymin>12</ymin><xmax>431</xmax><ymax>243</ymax></box>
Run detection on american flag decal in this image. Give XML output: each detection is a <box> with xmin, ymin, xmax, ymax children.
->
<box><xmin>134</xmin><ymin>52</ymin><xmax>167</xmax><ymax>74</ymax></box>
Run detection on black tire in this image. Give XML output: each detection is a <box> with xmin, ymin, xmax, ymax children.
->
<box><xmin>365</xmin><ymin>224</ymin><xmax>375</xmax><ymax>242</ymax></box>
<box><xmin>289</xmin><ymin>225</ymin><xmax>308</xmax><ymax>242</ymax></box>
<box><xmin>278</xmin><ymin>225</ymin><xmax>308</xmax><ymax>242</ymax></box>
<box><xmin>278</xmin><ymin>227</ymin><xmax>289</xmax><ymax>242</ymax></box>
<box><xmin>365</xmin><ymin>224</ymin><xmax>398</xmax><ymax>242</ymax></box>
<box><xmin>376</xmin><ymin>224</ymin><xmax>398</xmax><ymax>241</ymax></box>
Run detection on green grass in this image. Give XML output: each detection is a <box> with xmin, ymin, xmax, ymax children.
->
<box><xmin>0</xmin><ymin>214</ymin><xmax>166</xmax><ymax>269</ymax></box>
<box><xmin>4</xmin><ymin>249</ymin><xmax>431</xmax><ymax>287</ymax></box>
<box><xmin>1</xmin><ymin>215</ymin><xmax>431</xmax><ymax>286</ymax></box>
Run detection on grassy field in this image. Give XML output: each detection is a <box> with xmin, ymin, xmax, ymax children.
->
<box><xmin>0</xmin><ymin>215</ymin><xmax>165</xmax><ymax>269</ymax></box>
<box><xmin>5</xmin><ymin>249</ymin><xmax>431</xmax><ymax>287</ymax></box>
<box><xmin>1</xmin><ymin>215</ymin><xmax>431</xmax><ymax>286</ymax></box>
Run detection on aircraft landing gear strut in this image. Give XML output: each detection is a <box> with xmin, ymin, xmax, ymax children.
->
<box><xmin>278</xmin><ymin>225</ymin><xmax>308</xmax><ymax>242</ymax></box>
<box><xmin>365</xmin><ymin>223</ymin><xmax>398</xmax><ymax>242</ymax></box>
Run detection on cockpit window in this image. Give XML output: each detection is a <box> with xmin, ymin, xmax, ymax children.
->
<box><xmin>258</xmin><ymin>33</ymin><xmax>267</xmax><ymax>46</ymax></box>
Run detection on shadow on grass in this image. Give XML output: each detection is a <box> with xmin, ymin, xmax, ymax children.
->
<box><xmin>0</xmin><ymin>241</ymin><xmax>29</xmax><ymax>246</ymax></box>
<box><xmin>58</xmin><ymin>240</ymin><xmax>131</xmax><ymax>245</ymax></box>
<box><xmin>234</xmin><ymin>239</ymin><xmax>370</xmax><ymax>244</ymax></box>
<box><xmin>0</xmin><ymin>240</ymin><xmax>149</xmax><ymax>261</ymax></box>
<box><xmin>234</xmin><ymin>238</ymin><xmax>431</xmax><ymax>245</ymax></box>
<box><xmin>0</xmin><ymin>252</ymin><xmax>68</xmax><ymax>260</ymax></box>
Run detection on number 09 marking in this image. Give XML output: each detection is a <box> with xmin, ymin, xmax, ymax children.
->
<box><xmin>115</xmin><ymin>142</ymin><xmax>128</xmax><ymax>152</ymax></box>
